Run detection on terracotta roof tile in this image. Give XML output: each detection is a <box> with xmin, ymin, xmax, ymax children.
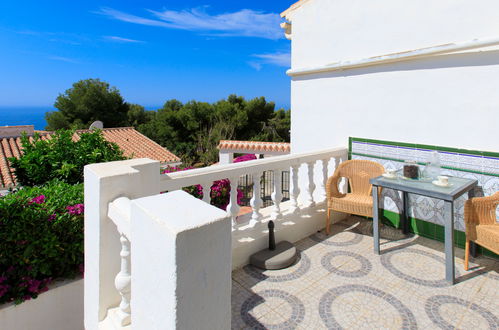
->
<box><xmin>217</xmin><ymin>140</ymin><xmax>291</xmax><ymax>153</ymax></box>
<box><xmin>0</xmin><ymin>127</ymin><xmax>180</xmax><ymax>188</ymax></box>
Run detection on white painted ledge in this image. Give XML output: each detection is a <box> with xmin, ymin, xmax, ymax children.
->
<box><xmin>0</xmin><ymin>278</ymin><xmax>83</xmax><ymax>330</ymax></box>
<box><xmin>287</xmin><ymin>36</ymin><xmax>499</xmax><ymax>77</ymax></box>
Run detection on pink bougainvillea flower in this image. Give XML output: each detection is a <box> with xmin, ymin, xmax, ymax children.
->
<box><xmin>233</xmin><ymin>154</ymin><xmax>257</xmax><ymax>163</ymax></box>
<box><xmin>66</xmin><ymin>204</ymin><xmax>84</xmax><ymax>215</ymax></box>
<box><xmin>29</xmin><ymin>195</ymin><xmax>45</xmax><ymax>205</ymax></box>
<box><xmin>48</xmin><ymin>214</ymin><xmax>56</xmax><ymax>222</ymax></box>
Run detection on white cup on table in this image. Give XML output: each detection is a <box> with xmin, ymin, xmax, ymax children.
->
<box><xmin>437</xmin><ymin>176</ymin><xmax>449</xmax><ymax>185</ymax></box>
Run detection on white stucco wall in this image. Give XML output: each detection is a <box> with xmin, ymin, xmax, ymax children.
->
<box><xmin>0</xmin><ymin>279</ymin><xmax>83</xmax><ymax>330</ymax></box>
<box><xmin>287</xmin><ymin>0</ymin><xmax>499</xmax><ymax>153</ymax></box>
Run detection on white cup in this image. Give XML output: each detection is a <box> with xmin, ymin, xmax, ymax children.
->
<box><xmin>437</xmin><ymin>176</ymin><xmax>449</xmax><ymax>185</ymax></box>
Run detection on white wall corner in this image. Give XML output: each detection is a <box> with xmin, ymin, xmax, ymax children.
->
<box><xmin>219</xmin><ymin>151</ymin><xmax>234</xmax><ymax>164</ymax></box>
<box><xmin>131</xmin><ymin>191</ymin><xmax>231</xmax><ymax>330</ymax></box>
<box><xmin>84</xmin><ymin>158</ymin><xmax>160</xmax><ymax>330</ymax></box>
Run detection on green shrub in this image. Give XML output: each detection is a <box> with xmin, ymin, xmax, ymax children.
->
<box><xmin>0</xmin><ymin>181</ymin><xmax>83</xmax><ymax>304</ymax></box>
<box><xmin>10</xmin><ymin>129</ymin><xmax>126</xmax><ymax>186</ymax></box>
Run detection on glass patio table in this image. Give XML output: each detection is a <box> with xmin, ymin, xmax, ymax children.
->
<box><xmin>370</xmin><ymin>175</ymin><xmax>478</xmax><ymax>285</ymax></box>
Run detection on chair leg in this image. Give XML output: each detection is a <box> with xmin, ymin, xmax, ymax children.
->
<box><xmin>326</xmin><ymin>209</ymin><xmax>331</xmax><ymax>235</ymax></box>
<box><xmin>464</xmin><ymin>239</ymin><xmax>470</xmax><ymax>271</ymax></box>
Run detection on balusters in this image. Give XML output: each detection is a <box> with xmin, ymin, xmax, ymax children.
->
<box><xmin>289</xmin><ymin>164</ymin><xmax>300</xmax><ymax>214</ymax></box>
<box><xmin>114</xmin><ymin>234</ymin><xmax>131</xmax><ymax>326</ymax></box>
<box><xmin>322</xmin><ymin>159</ymin><xmax>329</xmax><ymax>201</ymax></box>
<box><xmin>227</xmin><ymin>177</ymin><xmax>240</xmax><ymax>225</ymax></box>
<box><xmin>271</xmin><ymin>169</ymin><xmax>283</xmax><ymax>220</ymax></box>
<box><xmin>306</xmin><ymin>161</ymin><xmax>316</xmax><ymax>207</ymax></box>
<box><xmin>250</xmin><ymin>171</ymin><xmax>263</xmax><ymax>225</ymax></box>
<box><xmin>202</xmin><ymin>181</ymin><xmax>212</xmax><ymax>204</ymax></box>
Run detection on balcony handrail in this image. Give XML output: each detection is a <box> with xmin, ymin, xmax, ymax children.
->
<box><xmin>159</xmin><ymin>146</ymin><xmax>347</xmax><ymax>191</ymax></box>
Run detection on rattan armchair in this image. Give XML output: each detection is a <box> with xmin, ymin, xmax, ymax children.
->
<box><xmin>464</xmin><ymin>192</ymin><xmax>499</xmax><ymax>271</ymax></box>
<box><xmin>325</xmin><ymin>160</ymin><xmax>385</xmax><ymax>234</ymax></box>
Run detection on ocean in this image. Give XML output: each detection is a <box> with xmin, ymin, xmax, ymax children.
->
<box><xmin>0</xmin><ymin>107</ymin><xmax>51</xmax><ymax>130</ymax></box>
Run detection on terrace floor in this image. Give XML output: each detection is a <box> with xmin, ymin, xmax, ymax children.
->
<box><xmin>231</xmin><ymin>216</ymin><xmax>499</xmax><ymax>329</ymax></box>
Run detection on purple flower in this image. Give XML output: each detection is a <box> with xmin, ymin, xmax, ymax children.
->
<box><xmin>48</xmin><ymin>214</ymin><xmax>56</xmax><ymax>222</ymax></box>
<box><xmin>234</xmin><ymin>154</ymin><xmax>257</xmax><ymax>163</ymax></box>
<box><xmin>27</xmin><ymin>279</ymin><xmax>41</xmax><ymax>293</ymax></box>
<box><xmin>29</xmin><ymin>195</ymin><xmax>45</xmax><ymax>205</ymax></box>
<box><xmin>0</xmin><ymin>284</ymin><xmax>9</xmax><ymax>298</ymax></box>
<box><xmin>66</xmin><ymin>204</ymin><xmax>84</xmax><ymax>215</ymax></box>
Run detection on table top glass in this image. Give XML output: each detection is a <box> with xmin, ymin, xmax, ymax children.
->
<box><xmin>370</xmin><ymin>175</ymin><xmax>478</xmax><ymax>201</ymax></box>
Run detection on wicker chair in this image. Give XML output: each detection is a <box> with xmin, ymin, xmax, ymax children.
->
<box><xmin>464</xmin><ymin>192</ymin><xmax>499</xmax><ymax>271</ymax></box>
<box><xmin>325</xmin><ymin>160</ymin><xmax>385</xmax><ymax>234</ymax></box>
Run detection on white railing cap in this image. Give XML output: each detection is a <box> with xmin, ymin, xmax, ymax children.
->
<box><xmin>132</xmin><ymin>191</ymin><xmax>228</xmax><ymax>235</ymax></box>
<box><xmin>160</xmin><ymin>147</ymin><xmax>347</xmax><ymax>191</ymax></box>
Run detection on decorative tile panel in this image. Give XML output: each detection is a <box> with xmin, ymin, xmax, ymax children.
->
<box><xmin>350</xmin><ymin>138</ymin><xmax>499</xmax><ymax>235</ymax></box>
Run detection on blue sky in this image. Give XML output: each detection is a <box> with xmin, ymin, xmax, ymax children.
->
<box><xmin>0</xmin><ymin>1</ymin><xmax>294</xmax><ymax>109</ymax></box>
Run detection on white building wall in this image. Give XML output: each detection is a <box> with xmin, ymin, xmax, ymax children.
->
<box><xmin>288</xmin><ymin>0</ymin><xmax>499</xmax><ymax>153</ymax></box>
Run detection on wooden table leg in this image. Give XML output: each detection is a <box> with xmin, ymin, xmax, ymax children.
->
<box><xmin>444</xmin><ymin>201</ymin><xmax>455</xmax><ymax>284</ymax></box>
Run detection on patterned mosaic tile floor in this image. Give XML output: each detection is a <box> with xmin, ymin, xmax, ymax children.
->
<box><xmin>231</xmin><ymin>216</ymin><xmax>499</xmax><ymax>329</ymax></box>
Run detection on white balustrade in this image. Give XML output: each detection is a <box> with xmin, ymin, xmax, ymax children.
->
<box><xmin>159</xmin><ymin>147</ymin><xmax>347</xmax><ymax>228</ymax></box>
<box><xmin>289</xmin><ymin>164</ymin><xmax>300</xmax><ymax>214</ymax></box>
<box><xmin>322</xmin><ymin>159</ymin><xmax>329</xmax><ymax>201</ymax></box>
<box><xmin>306</xmin><ymin>161</ymin><xmax>316</xmax><ymax>207</ymax></box>
<box><xmin>250</xmin><ymin>171</ymin><xmax>263</xmax><ymax>225</ymax></box>
<box><xmin>227</xmin><ymin>176</ymin><xmax>240</xmax><ymax>225</ymax></box>
<box><xmin>271</xmin><ymin>169</ymin><xmax>283</xmax><ymax>220</ymax></box>
<box><xmin>114</xmin><ymin>234</ymin><xmax>131</xmax><ymax>326</ymax></box>
<box><xmin>88</xmin><ymin>148</ymin><xmax>349</xmax><ymax>329</ymax></box>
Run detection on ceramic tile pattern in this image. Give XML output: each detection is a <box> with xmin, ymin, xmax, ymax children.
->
<box><xmin>231</xmin><ymin>217</ymin><xmax>499</xmax><ymax>329</ymax></box>
<box><xmin>350</xmin><ymin>139</ymin><xmax>499</xmax><ymax>234</ymax></box>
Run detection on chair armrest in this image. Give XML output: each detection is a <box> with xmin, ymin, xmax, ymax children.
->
<box><xmin>464</xmin><ymin>192</ymin><xmax>499</xmax><ymax>225</ymax></box>
<box><xmin>326</xmin><ymin>174</ymin><xmax>346</xmax><ymax>199</ymax></box>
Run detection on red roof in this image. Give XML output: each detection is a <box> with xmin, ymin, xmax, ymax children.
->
<box><xmin>218</xmin><ymin>140</ymin><xmax>290</xmax><ymax>153</ymax></box>
<box><xmin>0</xmin><ymin>127</ymin><xmax>180</xmax><ymax>188</ymax></box>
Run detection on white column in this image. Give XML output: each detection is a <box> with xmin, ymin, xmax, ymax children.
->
<box><xmin>271</xmin><ymin>169</ymin><xmax>283</xmax><ymax>220</ymax></box>
<box><xmin>227</xmin><ymin>176</ymin><xmax>240</xmax><ymax>225</ymax></box>
<box><xmin>131</xmin><ymin>191</ymin><xmax>231</xmax><ymax>330</ymax></box>
<box><xmin>250</xmin><ymin>171</ymin><xmax>263</xmax><ymax>225</ymax></box>
<box><xmin>84</xmin><ymin>158</ymin><xmax>160</xmax><ymax>329</ymax></box>
<box><xmin>114</xmin><ymin>234</ymin><xmax>131</xmax><ymax>326</ymax></box>
<box><xmin>219</xmin><ymin>151</ymin><xmax>234</xmax><ymax>164</ymax></box>
<box><xmin>306</xmin><ymin>161</ymin><xmax>316</xmax><ymax>207</ymax></box>
<box><xmin>289</xmin><ymin>164</ymin><xmax>300</xmax><ymax>214</ymax></box>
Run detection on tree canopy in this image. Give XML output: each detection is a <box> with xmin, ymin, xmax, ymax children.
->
<box><xmin>45</xmin><ymin>79</ymin><xmax>130</xmax><ymax>130</ymax></box>
<box><xmin>137</xmin><ymin>95</ymin><xmax>290</xmax><ymax>165</ymax></box>
<box><xmin>44</xmin><ymin>79</ymin><xmax>291</xmax><ymax>166</ymax></box>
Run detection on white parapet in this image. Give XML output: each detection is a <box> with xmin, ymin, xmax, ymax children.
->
<box><xmin>131</xmin><ymin>191</ymin><xmax>231</xmax><ymax>330</ymax></box>
<box><xmin>84</xmin><ymin>158</ymin><xmax>160</xmax><ymax>330</ymax></box>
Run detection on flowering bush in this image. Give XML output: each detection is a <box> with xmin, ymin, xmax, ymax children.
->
<box><xmin>161</xmin><ymin>166</ymin><xmax>242</xmax><ymax>210</ymax></box>
<box><xmin>233</xmin><ymin>154</ymin><xmax>257</xmax><ymax>163</ymax></box>
<box><xmin>0</xmin><ymin>180</ymin><xmax>84</xmax><ymax>304</ymax></box>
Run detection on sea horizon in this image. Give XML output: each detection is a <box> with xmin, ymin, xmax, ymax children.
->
<box><xmin>0</xmin><ymin>105</ymin><xmax>164</xmax><ymax>130</ymax></box>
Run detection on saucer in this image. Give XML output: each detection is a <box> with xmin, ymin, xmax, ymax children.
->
<box><xmin>432</xmin><ymin>180</ymin><xmax>453</xmax><ymax>188</ymax></box>
<box><xmin>382</xmin><ymin>173</ymin><xmax>397</xmax><ymax>179</ymax></box>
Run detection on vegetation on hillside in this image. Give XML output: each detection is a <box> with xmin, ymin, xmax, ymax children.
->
<box><xmin>44</xmin><ymin>79</ymin><xmax>291</xmax><ymax>165</ymax></box>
